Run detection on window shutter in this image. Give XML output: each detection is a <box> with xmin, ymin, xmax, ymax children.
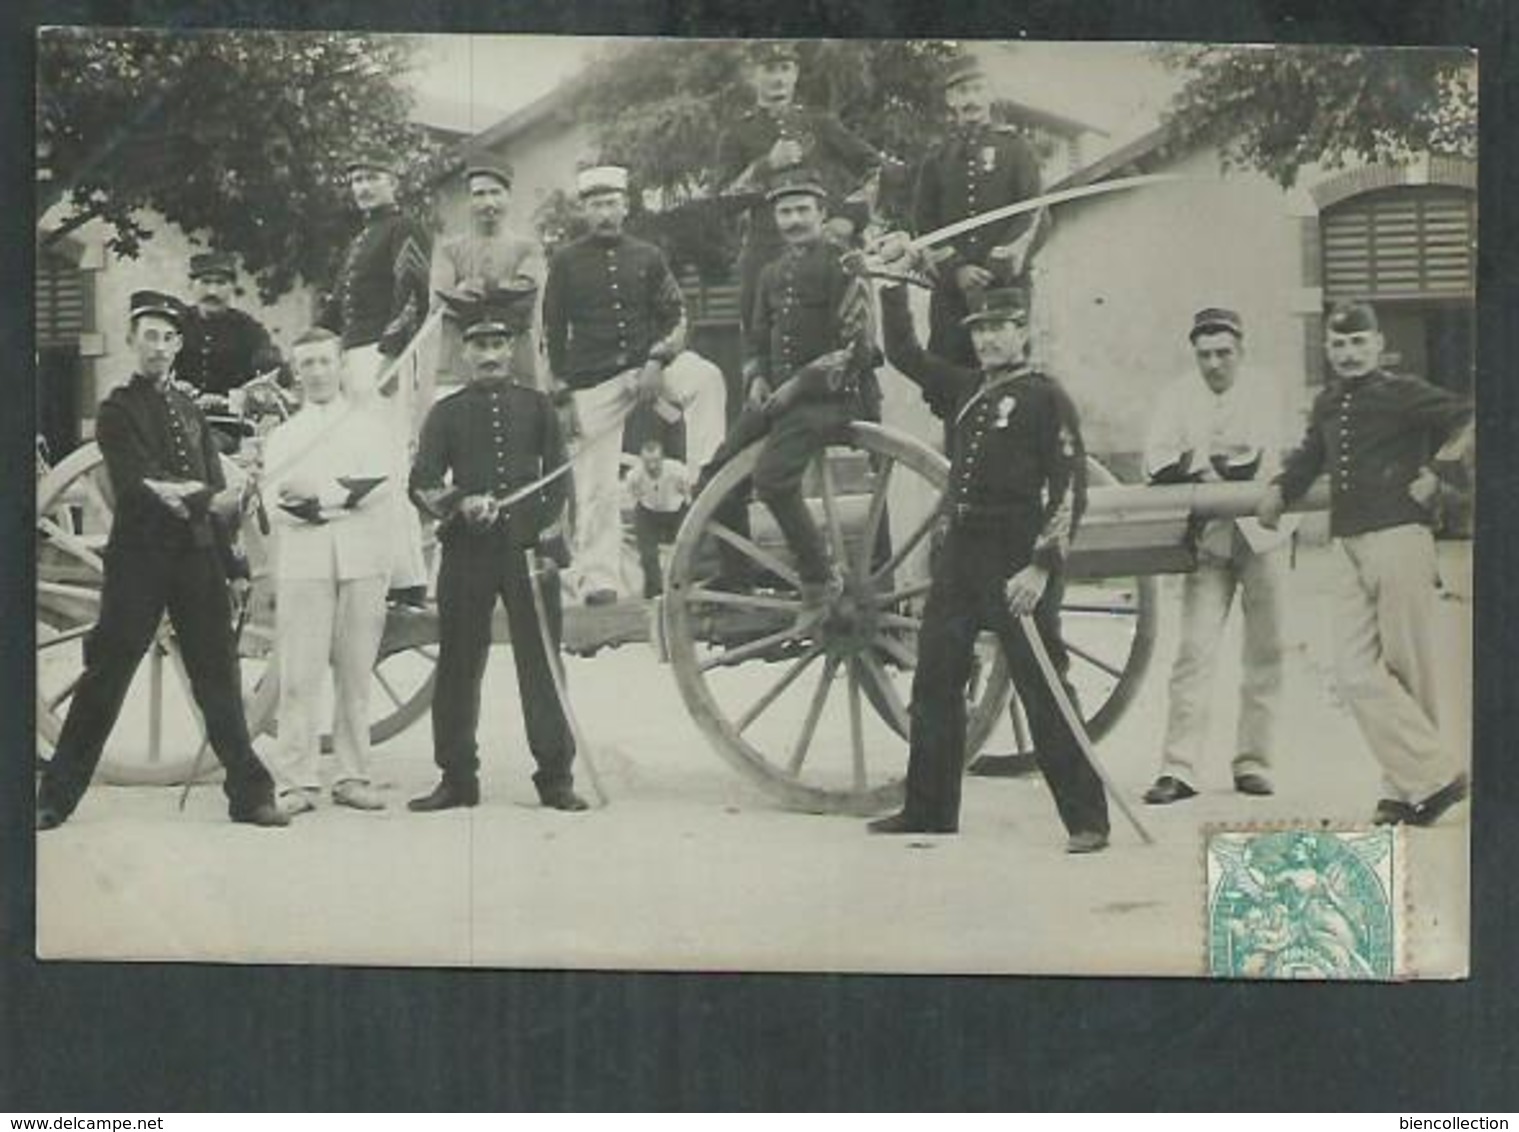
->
<box><xmin>37</xmin><ymin>250</ymin><xmax>87</xmax><ymax>348</ymax></box>
<box><xmin>1321</xmin><ymin>186</ymin><xmax>1476</xmax><ymax>302</ymax></box>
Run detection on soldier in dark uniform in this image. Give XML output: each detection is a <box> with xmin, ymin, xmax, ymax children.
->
<box><xmin>912</xmin><ymin>54</ymin><xmax>1046</xmax><ymax>372</ymax></box>
<box><xmin>176</xmin><ymin>251</ymin><xmax>285</xmax><ymax>398</ymax></box>
<box><xmin>714</xmin><ymin>41</ymin><xmax>881</xmax><ymax>353</ymax></box>
<box><xmin>407</xmin><ymin>287</ymin><xmax>587</xmax><ymax>814</ymax></box>
<box><xmin>36</xmin><ymin>292</ymin><xmax>287</xmax><ymax>830</ymax></box>
<box><xmin>319</xmin><ymin>147</ymin><xmax>434</xmax><ymax>605</ymax></box>
<box><xmin>702</xmin><ymin>168</ymin><xmax>877</xmax><ymax>603</ymax></box>
<box><xmin>868</xmin><ymin>260</ymin><xmax>1110</xmax><ymax>853</ymax></box>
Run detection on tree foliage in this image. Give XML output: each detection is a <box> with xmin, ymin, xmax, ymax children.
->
<box><xmin>1160</xmin><ymin>45</ymin><xmax>1477</xmax><ymax>188</ymax></box>
<box><xmin>37</xmin><ymin>28</ymin><xmax>452</xmax><ymax>301</ymax></box>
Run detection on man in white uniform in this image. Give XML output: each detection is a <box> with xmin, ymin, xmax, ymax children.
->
<box><xmin>261</xmin><ymin>328</ymin><xmax>394</xmax><ymax>815</ymax></box>
<box><xmin>1142</xmin><ymin>308</ymin><xmax>1290</xmax><ymax>804</ymax></box>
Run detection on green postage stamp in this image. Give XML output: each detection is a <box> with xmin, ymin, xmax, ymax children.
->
<box><xmin>1206</xmin><ymin>826</ymin><xmax>1404</xmax><ymax>979</ymax></box>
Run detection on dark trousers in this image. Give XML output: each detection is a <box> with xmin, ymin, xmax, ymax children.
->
<box><xmin>904</xmin><ymin>524</ymin><xmax>1109</xmax><ymax>835</ymax></box>
<box><xmin>634</xmin><ymin>505</ymin><xmax>684</xmax><ymax>597</ymax></box>
<box><xmin>39</xmin><ymin>544</ymin><xmax>274</xmax><ymax>819</ymax></box>
<box><xmin>430</xmin><ymin>535</ymin><xmax>575</xmax><ymax>792</ymax></box>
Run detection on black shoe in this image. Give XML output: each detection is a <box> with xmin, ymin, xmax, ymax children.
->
<box><xmin>1409</xmin><ymin>774</ymin><xmax>1469</xmax><ymax>827</ymax></box>
<box><xmin>408</xmin><ymin>779</ymin><xmax>480</xmax><ymax>812</ymax></box>
<box><xmin>1373</xmin><ymin>798</ymin><xmax>1417</xmax><ymax>826</ymax></box>
<box><xmin>230</xmin><ymin>800</ymin><xmax>291</xmax><ymax>828</ymax></box>
<box><xmin>866</xmin><ymin>811</ymin><xmax>956</xmax><ymax>835</ymax></box>
<box><xmin>387</xmin><ymin>585</ymin><xmax>429</xmax><ymax>610</ymax></box>
<box><xmin>1233</xmin><ymin>772</ymin><xmax>1274</xmax><ymax>797</ymax></box>
<box><xmin>1142</xmin><ymin>775</ymin><xmax>1197</xmax><ymax>805</ymax></box>
<box><xmin>538</xmin><ymin>785</ymin><xmax>590</xmax><ymax>812</ymax></box>
<box><xmin>1065</xmin><ymin>830</ymin><xmax>1110</xmax><ymax>854</ymax></box>
<box><xmin>36</xmin><ymin>804</ymin><xmax>65</xmax><ymax>832</ymax></box>
<box><xmin>967</xmin><ymin>752</ymin><xmax>1040</xmax><ymax>778</ymax></box>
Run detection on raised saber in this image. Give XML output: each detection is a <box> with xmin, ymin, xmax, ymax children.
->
<box><xmin>1017</xmin><ymin>613</ymin><xmax>1154</xmax><ymax>846</ymax></box>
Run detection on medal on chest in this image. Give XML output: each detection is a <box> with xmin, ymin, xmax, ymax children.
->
<box><xmin>993</xmin><ymin>394</ymin><xmax>1017</xmax><ymax>429</ymax></box>
<box><xmin>981</xmin><ymin>145</ymin><xmax>998</xmax><ymax>173</ymax></box>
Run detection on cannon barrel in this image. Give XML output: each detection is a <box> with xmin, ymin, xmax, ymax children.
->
<box><xmin>1084</xmin><ymin>476</ymin><xmax>1329</xmax><ymax>521</ymax></box>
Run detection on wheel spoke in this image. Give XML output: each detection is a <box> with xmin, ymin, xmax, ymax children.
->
<box><xmin>687</xmin><ymin>586</ymin><xmax>802</xmax><ymax>613</ymax></box>
<box><xmin>698</xmin><ymin>614</ymin><xmax>819</xmax><ymax>672</ymax></box>
<box><xmin>707</xmin><ymin>520</ymin><xmax>801</xmax><ymax>588</ymax></box>
<box><xmin>869</xmin><ymin>505</ymin><xmax>939</xmax><ymax>585</ymax></box>
<box><xmin>1009</xmin><ymin>690</ymin><xmax>1032</xmax><ymax>754</ymax></box>
<box><xmin>374</xmin><ymin>667</ymin><xmax>405</xmax><ymax>710</ymax></box>
<box><xmin>878</xmin><ymin>578</ymin><xmax>933</xmax><ymax>607</ymax></box>
<box><xmin>874</xmin><ymin>611</ymin><xmax>922</xmax><ymax>633</ymax></box>
<box><xmin>734</xmin><ymin>640</ymin><xmax>826</xmax><ymax>733</ymax></box>
<box><xmin>1067</xmin><ymin>640</ymin><xmax>1125</xmax><ymax>680</ymax></box>
<box><xmin>874</xmin><ymin>633</ymin><xmax>917</xmax><ymax>670</ymax></box>
<box><xmin>858</xmin><ymin>458</ymin><xmax>895</xmax><ymax>582</ymax></box>
<box><xmin>79</xmin><ymin>471</ymin><xmax>112</xmax><ymax>520</ymax></box>
<box><xmin>46</xmin><ymin>668</ymin><xmax>86</xmax><ymax>711</ymax></box>
<box><xmin>847</xmin><ymin>659</ymin><xmax>867</xmax><ymax>791</ymax></box>
<box><xmin>1063</xmin><ymin>601</ymin><xmax>1139</xmax><ymax>617</ymax></box>
<box><xmin>857</xmin><ymin>650</ymin><xmax>909</xmax><ymax>734</ymax></box>
<box><xmin>818</xmin><ymin>454</ymin><xmax>849</xmax><ymax>571</ymax></box>
<box><xmin>37</xmin><ymin>620</ymin><xmax>96</xmax><ymax>650</ymax></box>
<box><xmin>787</xmin><ymin>655</ymin><xmax>840</xmax><ymax>776</ymax></box>
<box><xmin>37</xmin><ymin>580</ymin><xmax>103</xmax><ymax>605</ymax></box>
<box><xmin>38</xmin><ymin>515</ymin><xmax>105</xmax><ymax>574</ymax></box>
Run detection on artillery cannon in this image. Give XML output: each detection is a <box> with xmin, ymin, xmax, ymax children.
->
<box><xmin>35</xmin><ymin>420</ymin><xmax>1327</xmax><ymax>813</ymax></box>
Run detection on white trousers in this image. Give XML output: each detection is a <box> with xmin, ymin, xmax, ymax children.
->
<box><xmin>1331</xmin><ymin>524</ymin><xmax>1460</xmax><ymax>801</ymax></box>
<box><xmin>268</xmin><ymin>574</ymin><xmax>388</xmax><ymax>793</ymax></box>
<box><xmin>1159</xmin><ymin>535</ymin><xmax>1285</xmax><ymax>782</ymax></box>
<box><xmin>567</xmin><ymin>350</ymin><xmax>725</xmax><ymax>597</ymax></box>
<box><xmin>343</xmin><ymin>344</ymin><xmax>429</xmax><ymax>591</ymax></box>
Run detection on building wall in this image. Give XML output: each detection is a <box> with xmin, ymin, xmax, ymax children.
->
<box><xmin>1031</xmin><ymin>146</ymin><xmax>1314</xmax><ymax>476</ymax></box>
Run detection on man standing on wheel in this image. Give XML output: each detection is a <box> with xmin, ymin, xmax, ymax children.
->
<box><xmin>407</xmin><ymin>287</ymin><xmax>587</xmax><ymax>814</ymax></box>
<box><xmin>37</xmin><ymin>292</ymin><xmax>287</xmax><ymax>830</ymax></box>
<box><xmin>867</xmin><ymin>240</ymin><xmax>1109</xmax><ymax>852</ymax></box>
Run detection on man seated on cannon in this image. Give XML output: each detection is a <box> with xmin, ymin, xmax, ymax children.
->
<box><xmin>175</xmin><ymin>252</ymin><xmax>292</xmax><ymax>442</ymax></box>
<box><xmin>1258</xmin><ymin>300</ymin><xmax>1473</xmax><ymax>828</ymax></box>
<box><xmin>407</xmin><ymin>286</ymin><xmax>588</xmax><ymax>814</ymax></box>
<box><xmin>699</xmin><ymin>166</ymin><xmax>879</xmax><ymax>609</ymax></box>
<box><xmin>867</xmin><ymin>241</ymin><xmax>1110</xmax><ymax>852</ymax></box>
<box><xmin>37</xmin><ymin>291</ymin><xmax>287</xmax><ymax>830</ymax></box>
<box><xmin>541</xmin><ymin>164</ymin><xmax>727</xmax><ymax>607</ymax></box>
<box><xmin>259</xmin><ymin>327</ymin><xmax>394</xmax><ymax>817</ymax></box>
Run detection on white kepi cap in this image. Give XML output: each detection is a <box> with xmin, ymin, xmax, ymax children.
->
<box><xmin>577</xmin><ymin>165</ymin><xmax>630</xmax><ymax>198</ymax></box>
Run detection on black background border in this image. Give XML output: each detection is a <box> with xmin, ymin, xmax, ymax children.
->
<box><xmin>3</xmin><ymin>0</ymin><xmax>1515</xmax><ymax>1111</ymax></box>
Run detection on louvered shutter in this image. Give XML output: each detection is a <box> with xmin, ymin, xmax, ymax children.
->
<box><xmin>36</xmin><ymin>249</ymin><xmax>87</xmax><ymax>348</ymax></box>
<box><xmin>678</xmin><ymin>267</ymin><xmax>743</xmax><ymax>326</ymax></box>
<box><xmin>1321</xmin><ymin>186</ymin><xmax>1476</xmax><ymax>301</ymax></box>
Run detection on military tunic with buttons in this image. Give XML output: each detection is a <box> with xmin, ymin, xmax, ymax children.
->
<box><xmin>176</xmin><ymin>306</ymin><xmax>283</xmax><ymax>397</ymax></box>
<box><xmin>912</xmin><ymin>124</ymin><xmax>1043</xmax><ymax>369</ymax></box>
<box><xmin>714</xmin><ymin>103</ymin><xmax>880</xmax><ymax>342</ymax></box>
<box><xmin>878</xmin><ymin>283</ymin><xmax>1108</xmax><ymax>836</ymax></box>
<box><xmin>408</xmin><ymin>379</ymin><xmax>577</xmax><ymax>792</ymax></box>
<box><xmin>319</xmin><ymin>204</ymin><xmax>432</xmax><ymax>355</ymax></box>
<box><xmin>38</xmin><ymin>373</ymin><xmax>276</xmax><ymax>822</ymax></box>
<box><xmin>541</xmin><ymin>232</ymin><xmax>686</xmax><ymax>389</ymax></box>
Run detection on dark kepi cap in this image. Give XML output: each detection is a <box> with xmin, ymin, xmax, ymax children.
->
<box><xmin>128</xmin><ymin>289</ymin><xmax>186</xmax><ymax>329</ymax></box>
<box><xmin>765</xmin><ymin>165</ymin><xmax>828</xmax><ymax>203</ymax></box>
<box><xmin>940</xmin><ymin>53</ymin><xmax>987</xmax><ymax>91</ymax></box>
<box><xmin>961</xmin><ymin>286</ymin><xmax>1030</xmax><ymax>327</ymax></box>
<box><xmin>746</xmin><ymin>40</ymin><xmax>800</xmax><ymax>65</ymax></box>
<box><xmin>1189</xmin><ymin>307</ymin><xmax>1244</xmax><ymax>341</ymax></box>
<box><xmin>437</xmin><ymin>284</ymin><xmax>538</xmax><ymax>340</ymax></box>
<box><xmin>344</xmin><ymin>147</ymin><xmax>401</xmax><ymax>177</ymax></box>
<box><xmin>465</xmin><ymin>162</ymin><xmax>514</xmax><ymax>190</ymax></box>
<box><xmin>1327</xmin><ymin>300</ymin><xmax>1379</xmax><ymax>334</ymax></box>
<box><xmin>189</xmin><ymin>251</ymin><xmax>236</xmax><ymax>280</ymax></box>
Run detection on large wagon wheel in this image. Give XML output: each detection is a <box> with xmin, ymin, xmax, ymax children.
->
<box><xmin>36</xmin><ymin>443</ymin><xmax>435</xmax><ymax>786</ymax></box>
<box><xmin>662</xmin><ymin>422</ymin><xmax>1154</xmax><ymax>815</ymax></box>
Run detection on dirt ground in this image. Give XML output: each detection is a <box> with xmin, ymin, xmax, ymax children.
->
<box><xmin>34</xmin><ymin>543</ymin><xmax>1471</xmax><ymax>977</ymax></box>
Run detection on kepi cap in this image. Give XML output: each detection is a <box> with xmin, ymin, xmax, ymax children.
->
<box><xmin>438</xmin><ymin>284</ymin><xmax>538</xmax><ymax>340</ymax></box>
<box><xmin>129</xmin><ymin>289</ymin><xmax>186</xmax><ymax>329</ymax></box>
<box><xmin>189</xmin><ymin>251</ymin><xmax>236</xmax><ymax>280</ymax></box>
<box><xmin>344</xmin><ymin>147</ymin><xmax>401</xmax><ymax>177</ymax></box>
<box><xmin>577</xmin><ymin>165</ymin><xmax>629</xmax><ymax>198</ymax></box>
<box><xmin>465</xmin><ymin>163</ymin><xmax>514</xmax><ymax>190</ymax></box>
<box><xmin>1326</xmin><ymin>300</ymin><xmax>1379</xmax><ymax>334</ymax></box>
<box><xmin>940</xmin><ymin>53</ymin><xmax>987</xmax><ymax>91</ymax></box>
<box><xmin>1189</xmin><ymin>307</ymin><xmax>1244</xmax><ymax>341</ymax></box>
<box><xmin>765</xmin><ymin>165</ymin><xmax>828</xmax><ymax>203</ymax></box>
<box><xmin>961</xmin><ymin>286</ymin><xmax>1029</xmax><ymax>327</ymax></box>
<box><xmin>746</xmin><ymin>40</ymin><xmax>800</xmax><ymax>65</ymax></box>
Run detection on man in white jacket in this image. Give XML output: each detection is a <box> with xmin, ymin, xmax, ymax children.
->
<box><xmin>1142</xmin><ymin>308</ymin><xmax>1291</xmax><ymax>805</ymax></box>
<box><xmin>261</xmin><ymin>327</ymin><xmax>394</xmax><ymax>815</ymax></box>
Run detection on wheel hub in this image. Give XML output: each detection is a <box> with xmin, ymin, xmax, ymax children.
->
<box><xmin>818</xmin><ymin>576</ymin><xmax>879</xmax><ymax>658</ymax></box>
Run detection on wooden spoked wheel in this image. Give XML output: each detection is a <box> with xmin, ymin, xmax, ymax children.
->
<box><xmin>36</xmin><ymin>443</ymin><xmax>438</xmax><ymax>786</ymax></box>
